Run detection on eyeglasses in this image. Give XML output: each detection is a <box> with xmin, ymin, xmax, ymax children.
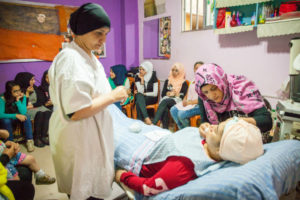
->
<box><xmin>172</xmin><ymin>69</ymin><xmax>178</xmax><ymax>72</ymax></box>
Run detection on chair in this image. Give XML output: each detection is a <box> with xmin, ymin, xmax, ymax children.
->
<box><xmin>132</xmin><ymin>80</ymin><xmax>160</xmax><ymax>119</ymax></box>
<box><xmin>122</xmin><ymin>77</ymin><xmax>135</xmax><ymax>118</ymax></box>
<box><xmin>145</xmin><ymin>79</ymin><xmax>160</xmax><ymax>114</ymax></box>
<box><xmin>12</xmin><ymin>120</ymin><xmax>34</xmax><ymax>143</ymax></box>
<box><xmin>13</xmin><ymin>122</ymin><xmax>24</xmax><ymax>142</ymax></box>
<box><xmin>190</xmin><ymin>115</ymin><xmax>201</xmax><ymax>127</ymax></box>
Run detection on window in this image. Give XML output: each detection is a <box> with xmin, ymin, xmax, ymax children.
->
<box><xmin>182</xmin><ymin>0</ymin><xmax>214</xmax><ymax>32</ymax></box>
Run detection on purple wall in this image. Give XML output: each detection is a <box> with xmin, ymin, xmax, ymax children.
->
<box><xmin>0</xmin><ymin>0</ymin><xmax>139</xmax><ymax>92</ymax></box>
<box><xmin>124</xmin><ymin>0</ymin><xmax>140</xmax><ymax>68</ymax></box>
<box><xmin>143</xmin><ymin>19</ymin><xmax>159</xmax><ymax>59</ymax></box>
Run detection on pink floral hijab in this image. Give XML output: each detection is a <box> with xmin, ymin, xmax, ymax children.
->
<box><xmin>168</xmin><ymin>62</ymin><xmax>186</xmax><ymax>96</ymax></box>
<box><xmin>195</xmin><ymin>63</ymin><xmax>265</xmax><ymax>124</ymax></box>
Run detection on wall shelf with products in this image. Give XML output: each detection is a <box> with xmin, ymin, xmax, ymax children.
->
<box><xmin>213</xmin><ymin>0</ymin><xmax>271</xmax><ymax>34</ymax></box>
<box><xmin>215</xmin><ymin>0</ymin><xmax>272</xmax><ymax>8</ymax></box>
<box><xmin>257</xmin><ymin>17</ymin><xmax>300</xmax><ymax>37</ymax></box>
<box><xmin>214</xmin><ymin>25</ymin><xmax>254</xmax><ymax>34</ymax></box>
<box><xmin>213</xmin><ymin>0</ymin><xmax>300</xmax><ymax>37</ymax></box>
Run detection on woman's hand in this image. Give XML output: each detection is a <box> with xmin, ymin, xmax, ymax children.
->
<box><xmin>111</xmin><ymin>86</ymin><xmax>128</xmax><ymax>103</ymax></box>
<box><xmin>167</xmin><ymin>91</ymin><xmax>176</xmax><ymax>97</ymax></box>
<box><xmin>13</xmin><ymin>142</ymin><xmax>20</xmax><ymax>153</ymax></box>
<box><xmin>3</xmin><ymin>141</ymin><xmax>19</xmax><ymax>159</ymax></box>
<box><xmin>182</xmin><ymin>99</ymin><xmax>188</xmax><ymax>107</ymax></box>
<box><xmin>5</xmin><ymin>141</ymin><xmax>20</xmax><ymax>154</ymax></box>
<box><xmin>16</xmin><ymin>92</ymin><xmax>24</xmax><ymax>102</ymax></box>
<box><xmin>26</xmin><ymin>86</ymin><xmax>34</xmax><ymax>97</ymax></box>
<box><xmin>45</xmin><ymin>99</ymin><xmax>53</xmax><ymax>106</ymax></box>
<box><xmin>16</xmin><ymin>114</ymin><xmax>27</xmax><ymax>122</ymax></box>
<box><xmin>27</xmin><ymin>102</ymin><xmax>34</xmax><ymax>109</ymax></box>
<box><xmin>138</xmin><ymin>73</ymin><xmax>144</xmax><ymax>79</ymax></box>
<box><xmin>199</xmin><ymin>122</ymin><xmax>210</xmax><ymax>138</ymax></box>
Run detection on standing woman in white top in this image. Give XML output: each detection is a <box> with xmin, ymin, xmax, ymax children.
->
<box><xmin>48</xmin><ymin>3</ymin><xmax>127</xmax><ymax>200</ymax></box>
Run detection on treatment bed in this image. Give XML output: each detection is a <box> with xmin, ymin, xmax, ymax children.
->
<box><xmin>108</xmin><ymin>105</ymin><xmax>300</xmax><ymax>200</ymax></box>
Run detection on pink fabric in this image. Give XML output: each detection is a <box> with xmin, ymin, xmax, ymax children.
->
<box><xmin>168</xmin><ymin>63</ymin><xmax>186</xmax><ymax>96</ymax></box>
<box><xmin>195</xmin><ymin>64</ymin><xmax>265</xmax><ymax>124</ymax></box>
<box><xmin>219</xmin><ymin>119</ymin><xmax>264</xmax><ymax>164</ymax></box>
<box><xmin>17</xmin><ymin>152</ymin><xmax>27</xmax><ymax>164</ymax></box>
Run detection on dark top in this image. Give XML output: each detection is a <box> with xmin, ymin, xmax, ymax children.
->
<box><xmin>135</xmin><ymin>71</ymin><xmax>158</xmax><ymax>93</ymax></box>
<box><xmin>37</xmin><ymin>85</ymin><xmax>53</xmax><ymax>110</ymax></box>
<box><xmin>198</xmin><ymin>97</ymin><xmax>272</xmax><ymax>133</ymax></box>
<box><xmin>32</xmin><ymin>86</ymin><xmax>47</xmax><ymax>108</ymax></box>
<box><xmin>0</xmin><ymin>154</ymin><xmax>9</xmax><ymax>166</ymax></box>
<box><xmin>162</xmin><ymin>80</ymin><xmax>188</xmax><ymax>100</ymax></box>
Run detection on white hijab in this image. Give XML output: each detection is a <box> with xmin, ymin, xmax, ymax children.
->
<box><xmin>140</xmin><ymin>61</ymin><xmax>154</xmax><ymax>83</ymax></box>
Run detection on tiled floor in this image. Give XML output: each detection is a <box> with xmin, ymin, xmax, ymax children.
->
<box><xmin>20</xmin><ymin>144</ymin><xmax>125</xmax><ymax>200</ymax></box>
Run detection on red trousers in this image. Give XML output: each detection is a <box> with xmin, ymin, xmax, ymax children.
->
<box><xmin>120</xmin><ymin>156</ymin><xmax>197</xmax><ymax>196</ymax></box>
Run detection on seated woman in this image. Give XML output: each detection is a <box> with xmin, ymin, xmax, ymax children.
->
<box><xmin>108</xmin><ymin>64</ymin><xmax>132</xmax><ymax>110</ymax></box>
<box><xmin>194</xmin><ymin>63</ymin><xmax>272</xmax><ymax>138</ymax></box>
<box><xmin>152</xmin><ymin>63</ymin><xmax>188</xmax><ymax>129</ymax></box>
<box><xmin>115</xmin><ymin>116</ymin><xmax>264</xmax><ymax>196</ymax></box>
<box><xmin>170</xmin><ymin>61</ymin><xmax>203</xmax><ymax>129</ymax></box>
<box><xmin>15</xmin><ymin>72</ymin><xmax>51</xmax><ymax>147</ymax></box>
<box><xmin>0</xmin><ymin>81</ymin><xmax>34</xmax><ymax>152</ymax></box>
<box><xmin>38</xmin><ymin>70</ymin><xmax>53</xmax><ymax>111</ymax></box>
<box><xmin>134</xmin><ymin>61</ymin><xmax>158</xmax><ymax>125</ymax></box>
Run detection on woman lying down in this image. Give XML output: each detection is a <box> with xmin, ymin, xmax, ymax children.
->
<box><xmin>109</xmin><ymin>105</ymin><xmax>263</xmax><ymax>197</ymax></box>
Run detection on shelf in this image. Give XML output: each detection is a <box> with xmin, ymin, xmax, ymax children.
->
<box><xmin>257</xmin><ymin>18</ymin><xmax>300</xmax><ymax>38</ymax></box>
<box><xmin>214</xmin><ymin>25</ymin><xmax>254</xmax><ymax>34</ymax></box>
<box><xmin>215</xmin><ymin>0</ymin><xmax>271</xmax><ymax>8</ymax></box>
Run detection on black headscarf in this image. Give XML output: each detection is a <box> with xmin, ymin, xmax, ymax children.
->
<box><xmin>14</xmin><ymin>72</ymin><xmax>35</xmax><ymax>93</ymax></box>
<box><xmin>4</xmin><ymin>81</ymin><xmax>20</xmax><ymax>113</ymax></box>
<box><xmin>69</xmin><ymin>3</ymin><xmax>111</xmax><ymax>35</ymax></box>
<box><xmin>110</xmin><ymin>65</ymin><xmax>127</xmax><ymax>86</ymax></box>
<box><xmin>40</xmin><ymin>70</ymin><xmax>49</xmax><ymax>93</ymax></box>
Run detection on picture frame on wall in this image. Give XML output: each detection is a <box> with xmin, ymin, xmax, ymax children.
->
<box><xmin>144</xmin><ymin>0</ymin><xmax>166</xmax><ymax>18</ymax></box>
<box><xmin>93</xmin><ymin>43</ymin><xmax>106</xmax><ymax>58</ymax></box>
<box><xmin>159</xmin><ymin>16</ymin><xmax>171</xmax><ymax>58</ymax></box>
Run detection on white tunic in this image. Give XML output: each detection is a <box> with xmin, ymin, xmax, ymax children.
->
<box><xmin>48</xmin><ymin>41</ymin><xmax>114</xmax><ymax>200</ymax></box>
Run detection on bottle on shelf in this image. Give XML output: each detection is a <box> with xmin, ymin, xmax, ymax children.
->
<box><xmin>259</xmin><ymin>4</ymin><xmax>266</xmax><ymax>24</ymax></box>
<box><xmin>251</xmin><ymin>12</ymin><xmax>256</xmax><ymax>25</ymax></box>
<box><xmin>236</xmin><ymin>11</ymin><xmax>241</xmax><ymax>26</ymax></box>
<box><xmin>225</xmin><ymin>11</ymin><xmax>232</xmax><ymax>28</ymax></box>
<box><xmin>230</xmin><ymin>11</ymin><xmax>238</xmax><ymax>27</ymax></box>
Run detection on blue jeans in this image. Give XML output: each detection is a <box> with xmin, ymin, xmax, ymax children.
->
<box><xmin>0</xmin><ymin>114</ymin><xmax>33</xmax><ymax>141</ymax></box>
<box><xmin>170</xmin><ymin>105</ymin><xmax>201</xmax><ymax>129</ymax></box>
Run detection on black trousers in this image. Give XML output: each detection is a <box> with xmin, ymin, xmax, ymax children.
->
<box><xmin>135</xmin><ymin>93</ymin><xmax>157</xmax><ymax>120</ymax></box>
<box><xmin>16</xmin><ymin>165</ymin><xmax>32</xmax><ymax>182</ymax></box>
<box><xmin>153</xmin><ymin>98</ymin><xmax>176</xmax><ymax>129</ymax></box>
<box><xmin>34</xmin><ymin>111</ymin><xmax>51</xmax><ymax>139</ymax></box>
<box><xmin>7</xmin><ymin>180</ymin><xmax>35</xmax><ymax>200</ymax></box>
